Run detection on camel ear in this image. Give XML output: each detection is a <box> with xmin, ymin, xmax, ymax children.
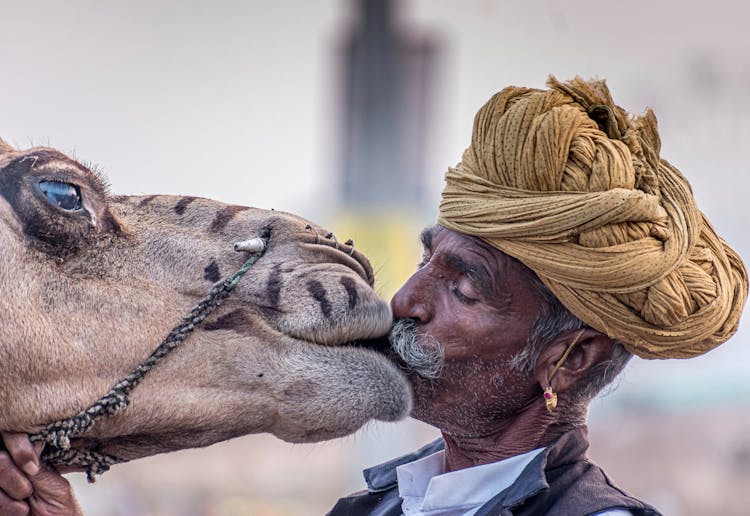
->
<box><xmin>0</xmin><ymin>138</ymin><xmax>14</xmax><ymax>154</ymax></box>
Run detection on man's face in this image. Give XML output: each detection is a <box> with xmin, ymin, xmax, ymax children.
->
<box><xmin>389</xmin><ymin>225</ymin><xmax>545</xmax><ymax>436</ymax></box>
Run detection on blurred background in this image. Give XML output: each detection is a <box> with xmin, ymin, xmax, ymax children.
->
<box><xmin>2</xmin><ymin>0</ymin><xmax>749</xmax><ymax>514</ymax></box>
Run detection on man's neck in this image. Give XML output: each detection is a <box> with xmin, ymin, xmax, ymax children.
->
<box><xmin>440</xmin><ymin>404</ymin><xmax>587</xmax><ymax>472</ymax></box>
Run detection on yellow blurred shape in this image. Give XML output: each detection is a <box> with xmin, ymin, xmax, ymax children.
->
<box><xmin>327</xmin><ymin>210</ymin><xmax>425</xmax><ymax>300</ymax></box>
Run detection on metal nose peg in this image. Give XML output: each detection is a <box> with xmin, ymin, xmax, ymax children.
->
<box><xmin>233</xmin><ymin>237</ymin><xmax>267</xmax><ymax>253</ymax></box>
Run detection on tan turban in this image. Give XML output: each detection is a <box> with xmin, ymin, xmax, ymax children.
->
<box><xmin>438</xmin><ymin>76</ymin><xmax>747</xmax><ymax>359</ymax></box>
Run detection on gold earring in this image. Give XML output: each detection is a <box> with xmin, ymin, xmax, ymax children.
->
<box><xmin>543</xmin><ymin>329</ymin><xmax>586</xmax><ymax>413</ymax></box>
<box><xmin>543</xmin><ymin>386</ymin><xmax>557</xmax><ymax>412</ymax></box>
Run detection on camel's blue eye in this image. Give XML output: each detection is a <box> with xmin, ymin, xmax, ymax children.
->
<box><xmin>39</xmin><ymin>181</ymin><xmax>83</xmax><ymax>211</ymax></box>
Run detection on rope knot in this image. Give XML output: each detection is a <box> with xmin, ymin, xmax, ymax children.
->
<box><xmin>53</xmin><ymin>432</ymin><xmax>71</xmax><ymax>450</ymax></box>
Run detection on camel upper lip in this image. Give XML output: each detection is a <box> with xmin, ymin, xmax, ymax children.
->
<box><xmin>331</xmin><ymin>245</ymin><xmax>375</xmax><ymax>286</ymax></box>
<box><xmin>301</xmin><ymin>241</ymin><xmax>375</xmax><ymax>286</ymax></box>
<box><xmin>347</xmin><ymin>248</ymin><xmax>375</xmax><ymax>286</ymax></box>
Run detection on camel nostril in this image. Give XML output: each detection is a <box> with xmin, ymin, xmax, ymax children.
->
<box><xmin>325</xmin><ymin>233</ymin><xmax>340</xmax><ymax>250</ymax></box>
<box><xmin>302</xmin><ymin>226</ymin><xmax>374</xmax><ymax>285</ymax></box>
<box><xmin>305</xmin><ymin>224</ymin><xmax>321</xmax><ymax>244</ymax></box>
<box><xmin>351</xmin><ymin>249</ymin><xmax>375</xmax><ymax>286</ymax></box>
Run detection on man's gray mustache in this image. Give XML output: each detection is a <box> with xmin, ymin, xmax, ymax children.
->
<box><xmin>388</xmin><ymin>319</ymin><xmax>445</xmax><ymax>380</ymax></box>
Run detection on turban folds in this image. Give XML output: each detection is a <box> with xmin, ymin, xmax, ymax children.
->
<box><xmin>438</xmin><ymin>76</ymin><xmax>747</xmax><ymax>359</ymax></box>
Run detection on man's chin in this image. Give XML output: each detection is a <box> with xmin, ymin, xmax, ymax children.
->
<box><xmin>405</xmin><ymin>370</ymin><xmax>441</xmax><ymax>402</ymax></box>
<box><xmin>408</xmin><ymin>393</ymin><xmax>440</xmax><ymax>426</ymax></box>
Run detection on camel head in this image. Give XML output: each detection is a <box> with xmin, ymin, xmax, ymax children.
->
<box><xmin>0</xmin><ymin>140</ymin><xmax>411</xmax><ymax>464</ymax></box>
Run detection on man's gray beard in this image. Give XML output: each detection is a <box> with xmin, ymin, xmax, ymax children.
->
<box><xmin>388</xmin><ymin>319</ymin><xmax>445</xmax><ymax>380</ymax></box>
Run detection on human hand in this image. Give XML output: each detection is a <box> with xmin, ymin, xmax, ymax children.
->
<box><xmin>0</xmin><ymin>432</ymin><xmax>83</xmax><ymax>516</ymax></box>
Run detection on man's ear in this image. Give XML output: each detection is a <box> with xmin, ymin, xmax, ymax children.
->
<box><xmin>533</xmin><ymin>328</ymin><xmax>616</xmax><ymax>395</ymax></box>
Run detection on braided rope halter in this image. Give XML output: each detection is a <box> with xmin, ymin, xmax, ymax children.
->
<box><xmin>28</xmin><ymin>231</ymin><xmax>269</xmax><ymax>482</ymax></box>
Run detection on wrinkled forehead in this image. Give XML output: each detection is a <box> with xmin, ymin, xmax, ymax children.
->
<box><xmin>425</xmin><ymin>223</ymin><xmax>544</xmax><ymax>292</ymax></box>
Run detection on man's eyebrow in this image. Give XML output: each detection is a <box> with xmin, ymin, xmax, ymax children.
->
<box><xmin>419</xmin><ymin>226</ymin><xmax>433</xmax><ymax>249</ymax></box>
<box><xmin>444</xmin><ymin>252</ymin><xmax>493</xmax><ymax>295</ymax></box>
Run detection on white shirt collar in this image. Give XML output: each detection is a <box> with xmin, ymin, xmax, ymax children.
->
<box><xmin>396</xmin><ymin>447</ymin><xmax>544</xmax><ymax>516</ymax></box>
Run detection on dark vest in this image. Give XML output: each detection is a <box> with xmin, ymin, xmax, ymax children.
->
<box><xmin>328</xmin><ymin>428</ymin><xmax>661</xmax><ymax>516</ymax></box>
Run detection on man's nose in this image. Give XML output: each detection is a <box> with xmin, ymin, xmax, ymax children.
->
<box><xmin>391</xmin><ymin>272</ymin><xmax>431</xmax><ymax>323</ymax></box>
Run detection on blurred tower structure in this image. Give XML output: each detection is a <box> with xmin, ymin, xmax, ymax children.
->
<box><xmin>332</xmin><ymin>0</ymin><xmax>441</xmax><ymax>298</ymax></box>
<box><xmin>340</xmin><ymin>0</ymin><xmax>435</xmax><ymax>208</ymax></box>
<box><xmin>327</xmin><ymin>0</ymin><xmax>445</xmax><ymax>478</ymax></box>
